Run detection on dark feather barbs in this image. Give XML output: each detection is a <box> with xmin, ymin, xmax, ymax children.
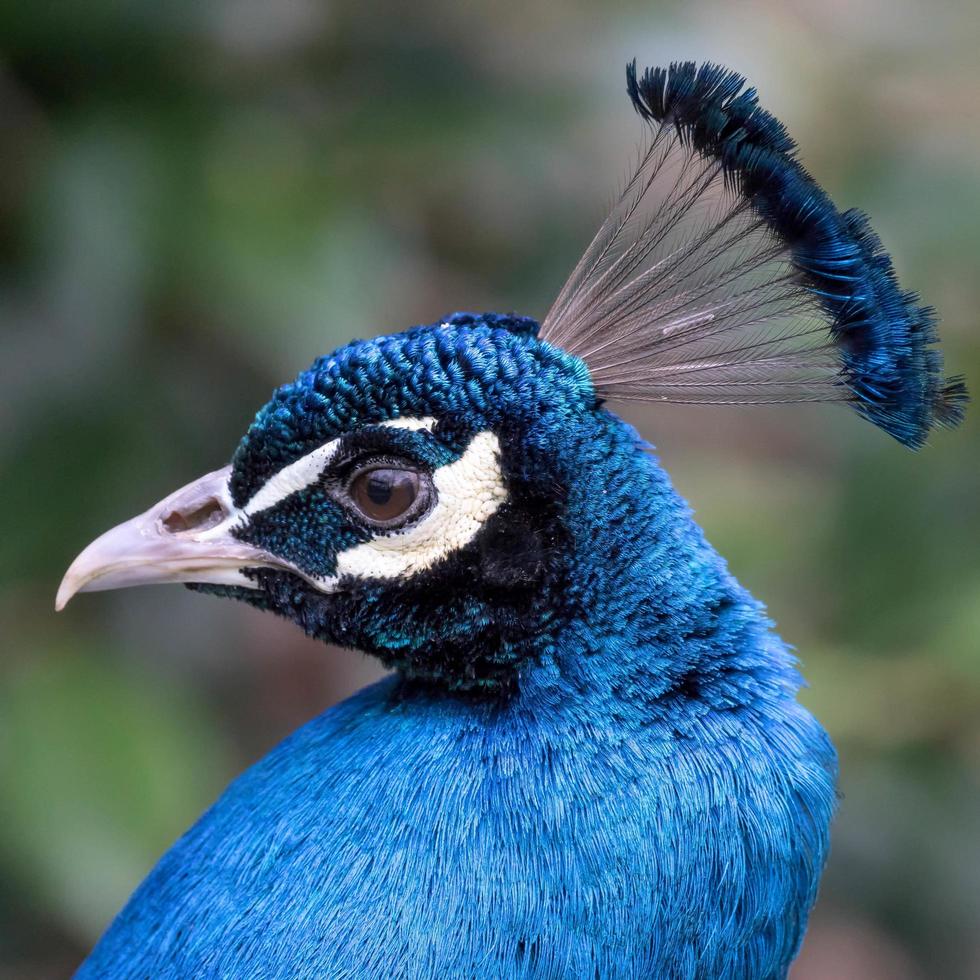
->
<box><xmin>541</xmin><ymin>60</ymin><xmax>967</xmax><ymax>447</ymax></box>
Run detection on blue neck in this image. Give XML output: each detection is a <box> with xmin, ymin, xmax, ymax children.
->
<box><xmin>404</xmin><ymin>409</ymin><xmax>800</xmax><ymax>728</ymax></box>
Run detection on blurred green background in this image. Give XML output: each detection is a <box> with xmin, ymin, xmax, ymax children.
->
<box><xmin>1</xmin><ymin>1</ymin><xmax>977</xmax><ymax>976</ymax></box>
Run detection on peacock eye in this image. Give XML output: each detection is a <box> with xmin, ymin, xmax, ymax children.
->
<box><xmin>347</xmin><ymin>465</ymin><xmax>423</xmax><ymax>527</ymax></box>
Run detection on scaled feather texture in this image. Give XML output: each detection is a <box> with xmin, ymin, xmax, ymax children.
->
<box><xmin>62</xmin><ymin>62</ymin><xmax>965</xmax><ymax>980</ymax></box>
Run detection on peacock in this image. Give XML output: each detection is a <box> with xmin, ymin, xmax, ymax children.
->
<box><xmin>57</xmin><ymin>62</ymin><xmax>966</xmax><ymax>978</ymax></box>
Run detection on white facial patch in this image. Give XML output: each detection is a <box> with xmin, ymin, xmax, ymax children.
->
<box><xmin>313</xmin><ymin>429</ymin><xmax>507</xmax><ymax>589</ymax></box>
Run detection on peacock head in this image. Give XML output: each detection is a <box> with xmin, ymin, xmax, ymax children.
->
<box><xmin>56</xmin><ymin>313</ymin><xmax>613</xmax><ymax>691</ymax></box>
<box><xmin>57</xmin><ymin>62</ymin><xmax>966</xmax><ymax>693</ymax></box>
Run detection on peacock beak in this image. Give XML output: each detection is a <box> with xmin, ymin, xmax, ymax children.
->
<box><xmin>56</xmin><ymin>466</ymin><xmax>282</xmax><ymax>610</ymax></box>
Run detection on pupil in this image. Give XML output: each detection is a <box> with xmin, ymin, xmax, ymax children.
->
<box><xmin>366</xmin><ymin>472</ymin><xmax>393</xmax><ymax>505</ymax></box>
<box><xmin>351</xmin><ymin>466</ymin><xmax>420</xmax><ymax>523</ymax></box>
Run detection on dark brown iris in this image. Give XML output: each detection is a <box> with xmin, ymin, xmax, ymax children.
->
<box><xmin>349</xmin><ymin>466</ymin><xmax>420</xmax><ymax>524</ymax></box>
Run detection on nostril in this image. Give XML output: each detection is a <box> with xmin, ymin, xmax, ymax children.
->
<box><xmin>162</xmin><ymin>498</ymin><xmax>226</xmax><ymax>534</ymax></box>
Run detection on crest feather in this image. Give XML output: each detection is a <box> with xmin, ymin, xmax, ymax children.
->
<box><xmin>540</xmin><ymin>60</ymin><xmax>967</xmax><ymax>447</ymax></box>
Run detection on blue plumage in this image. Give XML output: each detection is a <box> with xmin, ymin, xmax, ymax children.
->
<box><xmin>56</xmin><ymin>63</ymin><xmax>964</xmax><ymax>978</ymax></box>
<box><xmin>77</xmin><ymin>337</ymin><xmax>836</xmax><ymax>974</ymax></box>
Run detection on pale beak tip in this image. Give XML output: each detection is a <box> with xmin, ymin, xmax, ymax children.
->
<box><xmin>55</xmin><ymin>570</ymin><xmax>83</xmax><ymax>612</ymax></box>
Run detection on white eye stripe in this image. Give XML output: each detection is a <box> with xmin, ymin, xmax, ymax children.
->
<box><xmin>240</xmin><ymin>416</ymin><xmax>436</xmax><ymax>518</ymax></box>
<box><xmin>241</xmin><ymin>438</ymin><xmax>342</xmax><ymax>517</ymax></box>
<box><xmin>378</xmin><ymin>417</ymin><xmax>435</xmax><ymax>433</ymax></box>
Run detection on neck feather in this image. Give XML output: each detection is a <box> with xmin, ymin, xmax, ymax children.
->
<box><xmin>406</xmin><ymin>411</ymin><xmax>802</xmax><ymax>722</ymax></box>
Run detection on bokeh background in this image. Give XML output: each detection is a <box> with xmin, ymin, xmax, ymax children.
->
<box><xmin>1</xmin><ymin>1</ymin><xmax>978</xmax><ymax>976</ymax></box>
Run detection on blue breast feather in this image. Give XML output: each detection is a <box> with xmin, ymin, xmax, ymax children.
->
<box><xmin>79</xmin><ymin>401</ymin><xmax>837</xmax><ymax>979</ymax></box>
